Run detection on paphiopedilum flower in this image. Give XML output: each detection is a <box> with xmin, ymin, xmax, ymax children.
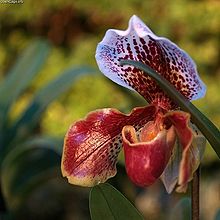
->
<box><xmin>61</xmin><ymin>15</ymin><xmax>206</xmax><ymax>193</ymax></box>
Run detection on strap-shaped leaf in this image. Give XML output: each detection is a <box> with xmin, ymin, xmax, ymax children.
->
<box><xmin>6</xmin><ymin>67</ymin><xmax>95</xmax><ymax>147</ymax></box>
<box><xmin>1</xmin><ymin>137</ymin><xmax>61</xmax><ymax>210</ymax></box>
<box><xmin>120</xmin><ymin>60</ymin><xmax>220</xmax><ymax>159</ymax></box>
<box><xmin>0</xmin><ymin>40</ymin><xmax>50</xmax><ymax>125</ymax></box>
<box><xmin>89</xmin><ymin>183</ymin><xmax>144</xmax><ymax>220</ymax></box>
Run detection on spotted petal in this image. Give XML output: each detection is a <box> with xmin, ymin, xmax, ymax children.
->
<box><xmin>122</xmin><ymin>121</ymin><xmax>176</xmax><ymax>187</ymax></box>
<box><xmin>96</xmin><ymin>15</ymin><xmax>206</xmax><ymax>108</ymax></box>
<box><xmin>61</xmin><ymin>105</ymin><xmax>157</xmax><ymax>187</ymax></box>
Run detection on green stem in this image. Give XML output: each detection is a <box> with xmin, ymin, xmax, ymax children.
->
<box><xmin>120</xmin><ymin>60</ymin><xmax>220</xmax><ymax>158</ymax></box>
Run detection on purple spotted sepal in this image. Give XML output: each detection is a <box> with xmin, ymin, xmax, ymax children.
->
<box><xmin>96</xmin><ymin>15</ymin><xmax>206</xmax><ymax>109</ymax></box>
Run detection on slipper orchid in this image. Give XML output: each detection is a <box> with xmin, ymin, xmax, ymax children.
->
<box><xmin>61</xmin><ymin>15</ymin><xmax>206</xmax><ymax>193</ymax></box>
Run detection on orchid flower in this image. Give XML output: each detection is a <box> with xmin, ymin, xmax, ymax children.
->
<box><xmin>61</xmin><ymin>15</ymin><xmax>206</xmax><ymax>193</ymax></box>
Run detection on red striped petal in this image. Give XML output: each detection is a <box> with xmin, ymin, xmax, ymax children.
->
<box><xmin>61</xmin><ymin>105</ymin><xmax>157</xmax><ymax>187</ymax></box>
<box><xmin>122</xmin><ymin>121</ymin><xmax>175</xmax><ymax>187</ymax></box>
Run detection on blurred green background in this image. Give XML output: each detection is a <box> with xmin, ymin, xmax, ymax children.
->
<box><xmin>0</xmin><ymin>0</ymin><xmax>219</xmax><ymax>220</ymax></box>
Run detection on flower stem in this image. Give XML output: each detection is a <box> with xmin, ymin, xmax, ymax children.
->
<box><xmin>192</xmin><ymin>166</ymin><xmax>200</xmax><ymax>220</ymax></box>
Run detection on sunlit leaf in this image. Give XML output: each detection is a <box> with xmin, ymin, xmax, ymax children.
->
<box><xmin>89</xmin><ymin>183</ymin><xmax>143</xmax><ymax>220</ymax></box>
<box><xmin>0</xmin><ymin>40</ymin><xmax>50</xmax><ymax>126</ymax></box>
<box><xmin>120</xmin><ymin>60</ymin><xmax>220</xmax><ymax>159</ymax></box>
<box><xmin>3</xmin><ymin>66</ymin><xmax>95</xmax><ymax>154</ymax></box>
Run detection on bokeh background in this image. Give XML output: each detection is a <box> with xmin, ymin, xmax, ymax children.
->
<box><xmin>0</xmin><ymin>0</ymin><xmax>219</xmax><ymax>220</ymax></box>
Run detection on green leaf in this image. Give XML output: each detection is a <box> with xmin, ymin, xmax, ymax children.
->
<box><xmin>89</xmin><ymin>183</ymin><xmax>144</xmax><ymax>220</ymax></box>
<box><xmin>120</xmin><ymin>60</ymin><xmax>220</xmax><ymax>159</ymax></box>
<box><xmin>1</xmin><ymin>137</ymin><xmax>61</xmax><ymax>210</ymax></box>
<box><xmin>0</xmin><ymin>40</ymin><xmax>50</xmax><ymax>125</ymax></box>
<box><xmin>6</xmin><ymin>66</ymin><xmax>95</xmax><ymax>147</ymax></box>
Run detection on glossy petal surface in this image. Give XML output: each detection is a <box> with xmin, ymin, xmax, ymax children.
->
<box><xmin>122</xmin><ymin>121</ymin><xmax>175</xmax><ymax>187</ymax></box>
<box><xmin>96</xmin><ymin>15</ymin><xmax>206</xmax><ymax>108</ymax></box>
<box><xmin>61</xmin><ymin>105</ymin><xmax>157</xmax><ymax>187</ymax></box>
